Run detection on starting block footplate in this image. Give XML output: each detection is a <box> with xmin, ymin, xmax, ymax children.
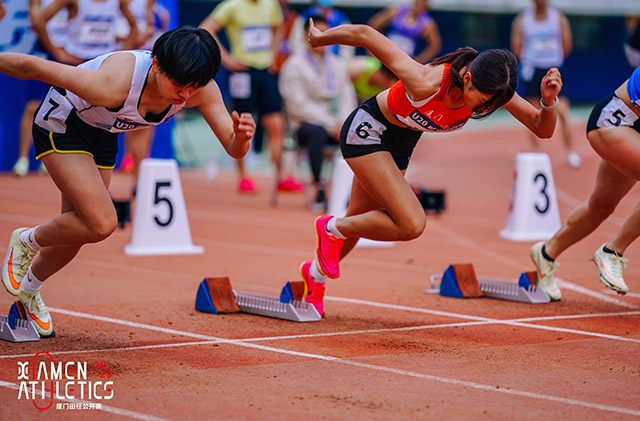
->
<box><xmin>0</xmin><ymin>314</ymin><xmax>40</xmax><ymax>342</ymax></box>
<box><xmin>427</xmin><ymin>264</ymin><xmax>550</xmax><ymax>304</ymax></box>
<box><xmin>234</xmin><ymin>290</ymin><xmax>321</xmax><ymax>322</ymax></box>
<box><xmin>477</xmin><ymin>277</ymin><xmax>550</xmax><ymax>304</ymax></box>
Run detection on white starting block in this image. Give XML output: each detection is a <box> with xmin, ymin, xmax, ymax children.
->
<box><xmin>0</xmin><ymin>314</ymin><xmax>40</xmax><ymax>342</ymax></box>
<box><xmin>125</xmin><ymin>159</ymin><xmax>203</xmax><ymax>256</ymax></box>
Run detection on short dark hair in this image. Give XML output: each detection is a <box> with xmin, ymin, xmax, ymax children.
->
<box><xmin>152</xmin><ymin>26</ymin><xmax>221</xmax><ymax>88</ymax></box>
<box><xmin>431</xmin><ymin>47</ymin><xmax>518</xmax><ymax>119</ymax></box>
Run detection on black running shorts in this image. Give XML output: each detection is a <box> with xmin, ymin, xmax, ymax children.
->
<box><xmin>32</xmin><ymin>87</ymin><xmax>118</xmax><ymax>169</ymax></box>
<box><xmin>339</xmin><ymin>96</ymin><xmax>422</xmax><ymax>170</ymax></box>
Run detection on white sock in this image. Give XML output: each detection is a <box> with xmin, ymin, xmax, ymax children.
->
<box><xmin>326</xmin><ymin>217</ymin><xmax>346</xmax><ymax>240</ymax></box>
<box><xmin>310</xmin><ymin>260</ymin><xmax>326</xmax><ymax>283</ymax></box>
<box><xmin>19</xmin><ymin>227</ymin><xmax>42</xmax><ymax>252</ymax></box>
<box><xmin>21</xmin><ymin>268</ymin><xmax>45</xmax><ymax>294</ymax></box>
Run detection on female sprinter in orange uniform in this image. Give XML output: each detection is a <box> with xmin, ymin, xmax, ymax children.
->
<box><xmin>298</xmin><ymin>21</ymin><xmax>562</xmax><ymax>316</ymax></box>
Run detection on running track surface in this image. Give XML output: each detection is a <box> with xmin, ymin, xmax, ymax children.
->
<box><xmin>1</xmin><ymin>121</ymin><xmax>639</xmax><ymax>420</ymax></box>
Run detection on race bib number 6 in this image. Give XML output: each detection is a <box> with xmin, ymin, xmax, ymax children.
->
<box><xmin>346</xmin><ymin>109</ymin><xmax>387</xmax><ymax>146</ymax></box>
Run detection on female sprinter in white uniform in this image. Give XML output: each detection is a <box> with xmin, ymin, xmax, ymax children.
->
<box><xmin>0</xmin><ymin>27</ymin><xmax>255</xmax><ymax>335</ymax></box>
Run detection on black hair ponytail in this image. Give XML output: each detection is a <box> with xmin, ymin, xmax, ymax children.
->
<box><xmin>430</xmin><ymin>47</ymin><xmax>518</xmax><ymax>119</ymax></box>
<box><xmin>430</xmin><ymin>47</ymin><xmax>479</xmax><ymax>90</ymax></box>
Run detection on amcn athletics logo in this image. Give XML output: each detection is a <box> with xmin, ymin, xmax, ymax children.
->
<box><xmin>17</xmin><ymin>352</ymin><xmax>114</xmax><ymax>411</ymax></box>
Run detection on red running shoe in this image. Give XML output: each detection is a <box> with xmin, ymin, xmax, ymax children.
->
<box><xmin>300</xmin><ymin>260</ymin><xmax>316</xmax><ymax>295</ymax></box>
<box><xmin>278</xmin><ymin>176</ymin><xmax>303</xmax><ymax>192</ymax></box>
<box><xmin>120</xmin><ymin>155</ymin><xmax>134</xmax><ymax>173</ymax></box>
<box><xmin>315</xmin><ymin>216</ymin><xmax>344</xmax><ymax>279</ymax></box>
<box><xmin>300</xmin><ymin>260</ymin><xmax>324</xmax><ymax>316</ymax></box>
<box><xmin>238</xmin><ymin>177</ymin><xmax>257</xmax><ymax>194</ymax></box>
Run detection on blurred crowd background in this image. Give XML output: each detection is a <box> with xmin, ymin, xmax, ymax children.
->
<box><xmin>1</xmin><ymin>0</ymin><xmax>639</xmax><ymax>207</ymax></box>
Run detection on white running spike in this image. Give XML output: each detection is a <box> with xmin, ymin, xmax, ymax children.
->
<box><xmin>0</xmin><ymin>315</ymin><xmax>41</xmax><ymax>342</ymax></box>
<box><xmin>233</xmin><ymin>291</ymin><xmax>321</xmax><ymax>322</ymax></box>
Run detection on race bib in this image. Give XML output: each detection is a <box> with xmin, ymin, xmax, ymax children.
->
<box><xmin>34</xmin><ymin>88</ymin><xmax>74</xmax><ymax>133</ymax></box>
<box><xmin>229</xmin><ymin>72</ymin><xmax>251</xmax><ymax>99</ymax></box>
<box><xmin>596</xmin><ymin>97</ymin><xmax>639</xmax><ymax>129</ymax></box>
<box><xmin>79</xmin><ymin>16</ymin><xmax>113</xmax><ymax>46</ymax></box>
<box><xmin>530</xmin><ymin>37</ymin><xmax>560</xmax><ymax>59</ymax></box>
<box><xmin>112</xmin><ymin>118</ymin><xmax>149</xmax><ymax>132</ymax></box>
<box><xmin>241</xmin><ymin>26</ymin><xmax>272</xmax><ymax>52</ymax></box>
<box><xmin>346</xmin><ymin>109</ymin><xmax>386</xmax><ymax>145</ymax></box>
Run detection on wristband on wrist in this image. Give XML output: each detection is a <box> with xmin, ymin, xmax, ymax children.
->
<box><xmin>540</xmin><ymin>97</ymin><xmax>559</xmax><ymax>111</ymax></box>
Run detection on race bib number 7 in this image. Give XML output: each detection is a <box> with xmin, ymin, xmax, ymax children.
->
<box><xmin>34</xmin><ymin>88</ymin><xmax>73</xmax><ymax>133</ymax></box>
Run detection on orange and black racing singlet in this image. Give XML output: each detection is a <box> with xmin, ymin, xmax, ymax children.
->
<box><xmin>386</xmin><ymin>63</ymin><xmax>472</xmax><ymax>132</ymax></box>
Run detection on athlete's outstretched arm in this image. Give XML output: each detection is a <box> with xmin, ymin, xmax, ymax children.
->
<box><xmin>189</xmin><ymin>82</ymin><xmax>255</xmax><ymax>159</ymax></box>
<box><xmin>307</xmin><ymin>20</ymin><xmax>436</xmax><ymax>100</ymax></box>
<box><xmin>503</xmin><ymin>68</ymin><xmax>562</xmax><ymax>139</ymax></box>
<box><xmin>0</xmin><ymin>52</ymin><xmax>133</xmax><ymax>108</ymax></box>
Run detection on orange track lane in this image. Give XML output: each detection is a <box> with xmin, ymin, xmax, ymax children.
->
<box><xmin>1</xmin><ymin>122</ymin><xmax>639</xmax><ymax>420</ymax></box>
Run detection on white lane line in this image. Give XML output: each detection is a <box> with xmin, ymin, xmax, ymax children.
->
<box><xmin>1</xmin><ymin>293</ymin><xmax>638</xmax><ymax>364</ymax></box>
<box><xmin>326</xmin><ymin>296</ymin><xmax>492</xmax><ymax>321</ymax></box>
<box><xmin>2</xmin><ymin>310</ymin><xmax>640</xmax><ymax>361</ymax></box>
<box><xmin>328</xmin><ymin>296</ymin><xmax>640</xmax><ymax>343</ymax></box>
<box><xmin>0</xmin><ymin>380</ymin><xmax>169</xmax><ymax>421</ymax></box>
<box><xmin>557</xmin><ymin>279</ymin><xmax>638</xmax><ymax>308</ymax></box>
<box><xmin>47</xmin><ymin>303</ymin><xmax>640</xmax><ymax>348</ymax></box>
<box><xmin>1</xmin><ymin>309</ymin><xmax>638</xmax><ymax>416</ymax></box>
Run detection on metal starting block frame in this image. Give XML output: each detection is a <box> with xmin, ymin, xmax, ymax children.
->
<box><xmin>233</xmin><ymin>290</ymin><xmax>321</xmax><ymax>322</ymax></box>
<box><xmin>426</xmin><ymin>264</ymin><xmax>550</xmax><ymax>304</ymax></box>
<box><xmin>195</xmin><ymin>277</ymin><xmax>321</xmax><ymax>322</ymax></box>
<box><xmin>0</xmin><ymin>314</ymin><xmax>40</xmax><ymax>342</ymax></box>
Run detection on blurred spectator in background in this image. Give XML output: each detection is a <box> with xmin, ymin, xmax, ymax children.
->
<box><xmin>279</xmin><ymin>15</ymin><xmax>357</xmax><ymax>211</ymax></box>
<box><xmin>291</xmin><ymin>0</ymin><xmax>352</xmax><ymax>59</ymax></box>
<box><xmin>200</xmin><ymin>0</ymin><xmax>303</xmax><ymax>198</ymax></box>
<box><xmin>511</xmin><ymin>0</ymin><xmax>581</xmax><ymax>168</ymax></box>
<box><xmin>368</xmin><ymin>0</ymin><xmax>441</xmax><ymax>64</ymax></box>
<box><xmin>348</xmin><ymin>56</ymin><xmax>397</xmax><ymax>104</ymax></box>
<box><xmin>624</xmin><ymin>16</ymin><xmax>640</xmax><ymax>68</ymax></box>
<box><xmin>12</xmin><ymin>0</ymin><xmax>69</xmax><ymax>176</ymax></box>
<box><xmin>34</xmin><ymin>0</ymin><xmax>138</xmax><ymax>62</ymax></box>
<box><xmin>116</xmin><ymin>0</ymin><xmax>169</xmax><ymax>50</ymax></box>
<box><xmin>11</xmin><ymin>0</ymin><xmax>138</xmax><ymax>176</ymax></box>
<box><xmin>272</xmin><ymin>0</ymin><xmax>297</xmax><ymax>73</ymax></box>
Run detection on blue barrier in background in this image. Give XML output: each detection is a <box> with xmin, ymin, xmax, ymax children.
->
<box><xmin>0</xmin><ymin>0</ymin><xmax>178</xmax><ymax>172</ymax></box>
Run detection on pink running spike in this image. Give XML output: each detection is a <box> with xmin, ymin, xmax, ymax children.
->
<box><xmin>299</xmin><ymin>260</ymin><xmax>316</xmax><ymax>295</ymax></box>
<box><xmin>314</xmin><ymin>216</ymin><xmax>344</xmax><ymax>278</ymax></box>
